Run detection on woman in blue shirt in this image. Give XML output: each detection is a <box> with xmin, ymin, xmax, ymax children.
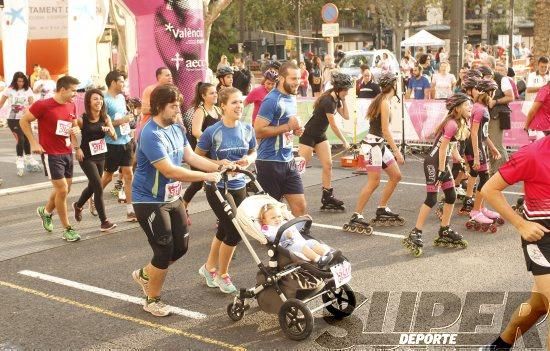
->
<box><xmin>196</xmin><ymin>87</ymin><xmax>257</xmax><ymax>294</ymax></box>
<box><xmin>131</xmin><ymin>84</ymin><xmax>225</xmax><ymax>317</ymax></box>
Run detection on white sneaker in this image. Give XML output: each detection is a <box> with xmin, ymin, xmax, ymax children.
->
<box><xmin>16</xmin><ymin>157</ymin><xmax>24</xmax><ymax>177</ymax></box>
<box><xmin>143</xmin><ymin>297</ymin><xmax>170</xmax><ymax>317</ymax></box>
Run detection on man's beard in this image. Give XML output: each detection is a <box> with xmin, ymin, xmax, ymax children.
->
<box><xmin>283</xmin><ymin>81</ymin><xmax>297</xmax><ymax>95</ymax></box>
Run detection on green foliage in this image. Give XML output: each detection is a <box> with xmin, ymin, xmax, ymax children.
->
<box><xmin>208</xmin><ymin>2</ymin><xmax>238</xmax><ymax>68</ymax></box>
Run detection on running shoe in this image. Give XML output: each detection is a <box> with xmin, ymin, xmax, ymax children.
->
<box><xmin>100</xmin><ymin>220</ymin><xmax>117</xmax><ymax>232</ymax></box>
<box><xmin>73</xmin><ymin>202</ymin><xmax>83</xmax><ymax>222</ymax></box>
<box><xmin>198</xmin><ymin>265</ymin><xmax>219</xmax><ymax>288</ymax></box>
<box><xmin>62</xmin><ymin>226</ymin><xmax>81</xmax><ymax>242</ymax></box>
<box><xmin>37</xmin><ymin>206</ymin><xmax>53</xmax><ymax>232</ymax></box>
<box><xmin>126</xmin><ymin>212</ymin><xmax>138</xmax><ymax>222</ymax></box>
<box><xmin>89</xmin><ymin>198</ymin><xmax>98</xmax><ymax>216</ymax></box>
<box><xmin>132</xmin><ymin>269</ymin><xmax>149</xmax><ymax>296</ymax></box>
<box><xmin>143</xmin><ymin>297</ymin><xmax>170</xmax><ymax>317</ymax></box>
<box><xmin>215</xmin><ymin>274</ymin><xmax>237</xmax><ymax>294</ymax></box>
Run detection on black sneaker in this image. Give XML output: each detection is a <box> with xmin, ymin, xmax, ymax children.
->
<box><xmin>73</xmin><ymin>202</ymin><xmax>83</xmax><ymax>222</ymax></box>
<box><xmin>100</xmin><ymin>220</ymin><xmax>117</xmax><ymax>232</ymax></box>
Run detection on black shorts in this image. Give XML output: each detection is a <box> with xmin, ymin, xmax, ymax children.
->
<box><xmin>42</xmin><ymin>153</ymin><xmax>73</xmax><ymax>180</ymax></box>
<box><xmin>523</xmin><ymin>242</ymin><xmax>550</xmax><ymax>276</ymax></box>
<box><xmin>299</xmin><ymin>133</ymin><xmax>327</xmax><ymax>148</ymax></box>
<box><xmin>256</xmin><ymin>159</ymin><xmax>304</xmax><ymax>201</ymax></box>
<box><xmin>105</xmin><ymin>142</ymin><xmax>134</xmax><ymax>173</ymax></box>
<box><xmin>423</xmin><ymin>156</ymin><xmax>454</xmax><ymax>192</ymax></box>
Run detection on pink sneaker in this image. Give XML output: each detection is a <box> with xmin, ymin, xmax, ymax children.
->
<box><xmin>470</xmin><ymin>210</ymin><xmax>493</xmax><ymax>224</ymax></box>
<box><xmin>482</xmin><ymin>207</ymin><xmax>504</xmax><ymax>225</ymax></box>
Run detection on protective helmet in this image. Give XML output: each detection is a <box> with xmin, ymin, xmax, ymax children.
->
<box><xmin>216</xmin><ymin>66</ymin><xmax>234</xmax><ymax>78</ymax></box>
<box><xmin>477</xmin><ymin>66</ymin><xmax>493</xmax><ymax>78</ymax></box>
<box><xmin>263</xmin><ymin>69</ymin><xmax>279</xmax><ymax>81</ymax></box>
<box><xmin>128</xmin><ymin>97</ymin><xmax>142</xmax><ymax>107</ymax></box>
<box><xmin>331</xmin><ymin>72</ymin><xmax>353</xmax><ymax>90</ymax></box>
<box><xmin>378</xmin><ymin>72</ymin><xmax>397</xmax><ymax>88</ymax></box>
<box><xmin>476</xmin><ymin>78</ymin><xmax>498</xmax><ymax>93</ymax></box>
<box><xmin>464</xmin><ymin>69</ymin><xmax>482</xmax><ymax>79</ymax></box>
<box><xmin>461</xmin><ymin>75</ymin><xmax>480</xmax><ymax>90</ymax></box>
<box><xmin>445</xmin><ymin>93</ymin><xmax>472</xmax><ymax>111</ymax></box>
<box><xmin>268</xmin><ymin>60</ymin><xmax>282</xmax><ymax>70</ymax></box>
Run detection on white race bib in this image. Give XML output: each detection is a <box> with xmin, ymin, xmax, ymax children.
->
<box><xmin>89</xmin><ymin>138</ymin><xmax>107</xmax><ymax>156</ymax></box>
<box><xmin>330</xmin><ymin>260</ymin><xmax>352</xmax><ymax>288</ymax></box>
<box><xmin>164</xmin><ymin>181</ymin><xmax>182</xmax><ymax>202</ymax></box>
<box><xmin>55</xmin><ymin>120</ymin><xmax>72</xmax><ymax>137</ymax></box>
<box><xmin>120</xmin><ymin>122</ymin><xmax>131</xmax><ymax>136</ymax></box>
<box><xmin>282</xmin><ymin>131</ymin><xmax>294</xmax><ymax>149</ymax></box>
<box><xmin>294</xmin><ymin>156</ymin><xmax>306</xmax><ymax>175</ymax></box>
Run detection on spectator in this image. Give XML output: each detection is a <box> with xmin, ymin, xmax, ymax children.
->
<box><xmin>310</xmin><ymin>56</ymin><xmax>322</xmax><ymax>97</ymax></box>
<box><xmin>431</xmin><ymin>61</ymin><xmax>457</xmax><ymax>100</ymax></box>
<box><xmin>298</xmin><ymin>62</ymin><xmax>309</xmax><ymax>97</ymax></box>
<box><xmin>32</xmin><ymin>68</ymin><xmax>56</xmax><ymax>100</ymax></box>
<box><xmin>418</xmin><ymin>54</ymin><xmax>434</xmax><ymax>78</ymax></box>
<box><xmin>525</xmin><ymin>56</ymin><xmax>549</xmax><ymax>101</ymax></box>
<box><xmin>496</xmin><ymin>62</ymin><xmax>520</xmax><ymax>100</ymax></box>
<box><xmin>260</xmin><ymin>53</ymin><xmax>271</xmax><ymax>73</ymax></box>
<box><xmin>414</xmin><ymin>47</ymin><xmax>425</xmax><ymax>62</ymax></box>
<box><xmin>322</xmin><ymin>55</ymin><xmax>335</xmax><ymax>92</ymax></box>
<box><xmin>407</xmin><ymin>65</ymin><xmax>431</xmax><ymax>100</ymax></box>
<box><xmin>29</xmin><ymin>64</ymin><xmax>41</xmax><ymax>88</ymax></box>
<box><xmin>527</xmin><ymin>54</ymin><xmax>537</xmax><ymax>73</ymax></box>
<box><xmin>378</xmin><ymin>52</ymin><xmax>391</xmax><ymax>73</ymax></box>
<box><xmin>217</xmin><ymin>55</ymin><xmax>230</xmax><ymax>71</ymax></box>
<box><xmin>455</xmin><ymin>65</ymin><xmax>469</xmax><ymax>93</ymax></box>
<box><xmin>401</xmin><ymin>50</ymin><xmax>416</xmax><ymax>86</ymax></box>
<box><xmin>521</xmin><ymin>42</ymin><xmax>531</xmax><ymax>58</ymax></box>
<box><xmin>334</xmin><ymin>44</ymin><xmax>345</xmax><ymax>65</ymax></box>
<box><xmin>245</xmin><ymin>70</ymin><xmax>278</xmax><ymax>124</ymax></box>
<box><xmin>464</xmin><ymin>44</ymin><xmax>475</xmax><ymax>67</ymax></box>
<box><xmin>474</xmin><ymin>44</ymin><xmax>481</xmax><ymax>59</ymax></box>
<box><xmin>356</xmin><ymin>65</ymin><xmax>381</xmax><ymax>99</ymax></box>
<box><xmin>513</xmin><ymin>43</ymin><xmax>522</xmax><ymax>60</ymax></box>
<box><xmin>232</xmin><ymin>56</ymin><xmax>252</xmax><ymax>95</ymax></box>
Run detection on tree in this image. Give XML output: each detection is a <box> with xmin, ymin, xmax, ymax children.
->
<box><xmin>375</xmin><ymin>0</ymin><xmax>419</xmax><ymax>59</ymax></box>
<box><xmin>203</xmin><ymin>0</ymin><xmax>233</xmax><ymax>67</ymax></box>
<box><xmin>532</xmin><ymin>0</ymin><xmax>549</xmax><ymax>57</ymax></box>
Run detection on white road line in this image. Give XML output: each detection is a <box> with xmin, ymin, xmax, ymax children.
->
<box><xmin>18</xmin><ymin>270</ymin><xmax>206</xmax><ymax>319</ymax></box>
<box><xmin>379</xmin><ymin>179</ymin><xmax>523</xmax><ymax>196</ymax></box>
<box><xmin>0</xmin><ymin>176</ymin><xmax>88</xmax><ymax>196</ymax></box>
<box><xmin>312</xmin><ymin>222</ymin><xmax>405</xmax><ymax>239</ymax></box>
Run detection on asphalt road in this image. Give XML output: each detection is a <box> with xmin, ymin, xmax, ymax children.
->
<box><xmin>0</xmin><ymin>132</ymin><xmax>545</xmax><ymax>350</ymax></box>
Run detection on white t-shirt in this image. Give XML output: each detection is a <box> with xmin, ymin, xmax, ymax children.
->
<box><xmin>432</xmin><ymin>73</ymin><xmax>456</xmax><ymax>99</ymax></box>
<box><xmin>33</xmin><ymin>79</ymin><xmax>56</xmax><ymax>100</ymax></box>
<box><xmin>2</xmin><ymin>87</ymin><xmax>33</xmax><ymax>119</ymax></box>
<box><xmin>499</xmin><ymin>75</ymin><xmax>513</xmax><ymax>93</ymax></box>
<box><xmin>526</xmin><ymin>72</ymin><xmax>550</xmax><ymax>101</ymax></box>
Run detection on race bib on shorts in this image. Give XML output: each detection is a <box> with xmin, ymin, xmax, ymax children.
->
<box><xmin>89</xmin><ymin>139</ymin><xmax>107</xmax><ymax>156</ymax></box>
<box><xmin>55</xmin><ymin>120</ymin><xmax>72</xmax><ymax>137</ymax></box>
<box><xmin>164</xmin><ymin>181</ymin><xmax>182</xmax><ymax>202</ymax></box>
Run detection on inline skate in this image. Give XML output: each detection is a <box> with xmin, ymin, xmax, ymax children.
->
<box><xmin>402</xmin><ymin>228</ymin><xmax>423</xmax><ymax>257</ymax></box>
<box><xmin>25</xmin><ymin>155</ymin><xmax>42</xmax><ymax>172</ymax></box>
<box><xmin>458</xmin><ymin>197</ymin><xmax>474</xmax><ymax>216</ymax></box>
<box><xmin>370</xmin><ymin>207</ymin><xmax>405</xmax><ymax>226</ymax></box>
<box><xmin>320</xmin><ymin>187</ymin><xmax>345</xmax><ymax>211</ymax></box>
<box><xmin>481</xmin><ymin>207</ymin><xmax>505</xmax><ymax>225</ymax></box>
<box><xmin>455</xmin><ymin>185</ymin><xmax>467</xmax><ymax>200</ymax></box>
<box><xmin>433</xmin><ymin>226</ymin><xmax>468</xmax><ymax>249</ymax></box>
<box><xmin>466</xmin><ymin>210</ymin><xmax>497</xmax><ymax>233</ymax></box>
<box><xmin>512</xmin><ymin>196</ymin><xmax>524</xmax><ymax>215</ymax></box>
<box><xmin>343</xmin><ymin>213</ymin><xmax>373</xmax><ymax>235</ymax></box>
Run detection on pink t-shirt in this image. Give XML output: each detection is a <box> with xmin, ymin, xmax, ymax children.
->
<box><xmin>530</xmin><ymin>84</ymin><xmax>550</xmax><ymax>132</ymax></box>
<box><xmin>245</xmin><ymin>85</ymin><xmax>269</xmax><ymax>124</ymax></box>
<box><xmin>443</xmin><ymin>119</ymin><xmax>458</xmax><ymax>139</ymax></box>
<box><xmin>471</xmin><ymin>102</ymin><xmax>490</xmax><ymax>140</ymax></box>
<box><xmin>499</xmin><ymin>136</ymin><xmax>550</xmax><ymax>231</ymax></box>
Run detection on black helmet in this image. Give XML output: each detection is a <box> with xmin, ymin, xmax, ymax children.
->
<box><xmin>268</xmin><ymin>60</ymin><xmax>282</xmax><ymax>70</ymax></box>
<box><xmin>476</xmin><ymin>78</ymin><xmax>498</xmax><ymax>93</ymax></box>
<box><xmin>216</xmin><ymin>66</ymin><xmax>234</xmax><ymax>78</ymax></box>
<box><xmin>464</xmin><ymin>69</ymin><xmax>482</xmax><ymax>79</ymax></box>
<box><xmin>461</xmin><ymin>75</ymin><xmax>480</xmax><ymax>90</ymax></box>
<box><xmin>378</xmin><ymin>72</ymin><xmax>397</xmax><ymax>88</ymax></box>
<box><xmin>478</xmin><ymin>66</ymin><xmax>493</xmax><ymax>78</ymax></box>
<box><xmin>331</xmin><ymin>72</ymin><xmax>353</xmax><ymax>90</ymax></box>
<box><xmin>445</xmin><ymin>93</ymin><xmax>472</xmax><ymax>111</ymax></box>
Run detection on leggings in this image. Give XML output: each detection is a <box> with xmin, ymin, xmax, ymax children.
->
<box><xmin>204</xmin><ymin>184</ymin><xmax>247</xmax><ymax>246</ymax></box>
<box><xmin>77</xmin><ymin>158</ymin><xmax>107</xmax><ymax>222</ymax></box>
<box><xmin>134</xmin><ymin>199</ymin><xmax>189</xmax><ymax>269</ymax></box>
<box><xmin>8</xmin><ymin>119</ymin><xmax>30</xmax><ymax>157</ymax></box>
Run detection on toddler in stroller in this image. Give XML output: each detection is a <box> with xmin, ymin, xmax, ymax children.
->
<box><xmin>218</xmin><ymin>168</ymin><xmax>356</xmax><ymax>341</ymax></box>
<box><xmin>259</xmin><ymin>204</ymin><xmax>336</xmax><ymax>268</ymax></box>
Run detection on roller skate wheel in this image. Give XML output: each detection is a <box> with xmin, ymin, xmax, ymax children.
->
<box><xmin>465</xmin><ymin>221</ymin><xmax>473</xmax><ymax>230</ymax></box>
<box><xmin>474</xmin><ymin>222</ymin><xmax>481</xmax><ymax>231</ymax></box>
<box><xmin>365</xmin><ymin>226</ymin><xmax>373</xmax><ymax>235</ymax></box>
<box><xmin>481</xmin><ymin>224</ymin><xmax>489</xmax><ymax>232</ymax></box>
<box><xmin>496</xmin><ymin>218</ymin><xmax>505</xmax><ymax>225</ymax></box>
<box><xmin>413</xmin><ymin>248</ymin><xmax>423</xmax><ymax>257</ymax></box>
<box><xmin>489</xmin><ymin>225</ymin><xmax>497</xmax><ymax>233</ymax></box>
<box><xmin>460</xmin><ymin>240</ymin><xmax>468</xmax><ymax>248</ymax></box>
<box><xmin>342</xmin><ymin>224</ymin><xmax>349</xmax><ymax>231</ymax></box>
<box><xmin>397</xmin><ymin>218</ymin><xmax>405</xmax><ymax>226</ymax></box>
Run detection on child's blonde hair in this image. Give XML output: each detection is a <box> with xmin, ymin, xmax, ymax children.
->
<box><xmin>259</xmin><ymin>203</ymin><xmax>280</xmax><ymax>224</ymax></box>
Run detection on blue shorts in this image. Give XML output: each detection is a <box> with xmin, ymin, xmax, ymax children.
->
<box><xmin>256</xmin><ymin>159</ymin><xmax>304</xmax><ymax>201</ymax></box>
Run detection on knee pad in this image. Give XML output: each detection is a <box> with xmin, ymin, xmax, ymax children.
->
<box><xmin>477</xmin><ymin>172</ymin><xmax>489</xmax><ymax>192</ymax></box>
<box><xmin>443</xmin><ymin>186</ymin><xmax>457</xmax><ymax>205</ymax></box>
<box><xmin>424</xmin><ymin>192</ymin><xmax>438</xmax><ymax>208</ymax></box>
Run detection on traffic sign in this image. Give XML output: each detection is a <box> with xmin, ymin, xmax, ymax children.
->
<box><xmin>322</xmin><ymin>23</ymin><xmax>339</xmax><ymax>37</ymax></box>
<box><xmin>321</xmin><ymin>3</ymin><xmax>339</xmax><ymax>24</ymax></box>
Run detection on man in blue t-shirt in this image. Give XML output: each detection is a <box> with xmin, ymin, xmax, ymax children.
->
<box><xmin>254</xmin><ymin>62</ymin><xmax>307</xmax><ymax>216</ymax></box>
<box><xmin>407</xmin><ymin>65</ymin><xmax>431</xmax><ymax>100</ymax></box>
<box><xmin>101</xmin><ymin>70</ymin><xmax>137</xmax><ymax>221</ymax></box>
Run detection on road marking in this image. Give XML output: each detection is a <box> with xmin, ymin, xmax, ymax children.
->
<box><xmin>312</xmin><ymin>222</ymin><xmax>405</xmax><ymax>239</ymax></box>
<box><xmin>0</xmin><ymin>280</ymin><xmax>244</xmax><ymax>351</ymax></box>
<box><xmin>0</xmin><ymin>176</ymin><xmax>88</xmax><ymax>196</ymax></box>
<box><xmin>380</xmin><ymin>179</ymin><xmax>523</xmax><ymax>196</ymax></box>
<box><xmin>18</xmin><ymin>270</ymin><xmax>206</xmax><ymax>319</ymax></box>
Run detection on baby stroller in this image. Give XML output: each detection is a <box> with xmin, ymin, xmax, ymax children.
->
<box><xmin>211</xmin><ymin>168</ymin><xmax>356</xmax><ymax>340</ymax></box>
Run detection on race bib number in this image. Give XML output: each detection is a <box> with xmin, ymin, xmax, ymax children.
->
<box><xmin>282</xmin><ymin>131</ymin><xmax>294</xmax><ymax>149</ymax></box>
<box><xmin>89</xmin><ymin>139</ymin><xmax>107</xmax><ymax>156</ymax></box>
<box><xmin>330</xmin><ymin>260</ymin><xmax>352</xmax><ymax>288</ymax></box>
<box><xmin>55</xmin><ymin>120</ymin><xmax>72</xmax><ymax>137</ymax></box>
<box><xmin>294</xmin><ymin>156</ymin><xmax>306</xmax><ymax>175</ymax></box>
<box><xmin>120</xmin><ymin>122</ymin><xmax>131</xmax><ymax>136</ymax></box>
<box><xmin>164</xmin><ymin>181</ymin><xmax>182</xmax><ymax>202</ymax></box>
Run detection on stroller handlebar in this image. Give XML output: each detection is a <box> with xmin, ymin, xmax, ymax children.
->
<box><xmin>206</xmin><ymin>166</ymin><xmax>257</xmax><ymax>186</ymax></box>
<box><xmin>274</xmin><ymin>216</ymin><xmax>313</xmax><ymax>246</ymax></box>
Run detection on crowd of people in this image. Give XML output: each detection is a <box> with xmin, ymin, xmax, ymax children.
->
<box><xmin>1</xmin><ymin>41</ymin><xmax>549</xmax><ymax>348</ymax></box>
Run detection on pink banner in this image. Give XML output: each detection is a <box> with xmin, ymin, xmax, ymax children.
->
<box><xmin>122</xmin><ymin>0</ymin><xmax>206</xmax><ymax>111</ymax></box>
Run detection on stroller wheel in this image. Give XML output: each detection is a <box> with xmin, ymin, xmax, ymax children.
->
<box><xmin>278</xmin><ymin>298</ymin><xmax>314</xmax><ymax>340</ymax></box>
<box><xmin>227</xmin><ymin>301</ymin><xmax>245</xmax><ymax>321</ymax></box>
<box><xmin>322</xmin><ymin>284</ymin><xmax>356</xmax><ymax>319</ymax></box>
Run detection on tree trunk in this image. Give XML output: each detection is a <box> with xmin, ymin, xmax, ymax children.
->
<box><xmin>203</xmin><ymin>0</ymin><xmax>233</xmax><ymax>68</ymax></box>
<box><xmin>533</xmin><ymin>0</ymin><xmax>550</xmax><ymax>58</ymax></box>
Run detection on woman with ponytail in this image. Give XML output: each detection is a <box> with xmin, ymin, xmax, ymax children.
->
<box><xmin>403</xmin><ymin>93</ymin><xmax>472</xmax><ymax>256</ymax></box>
